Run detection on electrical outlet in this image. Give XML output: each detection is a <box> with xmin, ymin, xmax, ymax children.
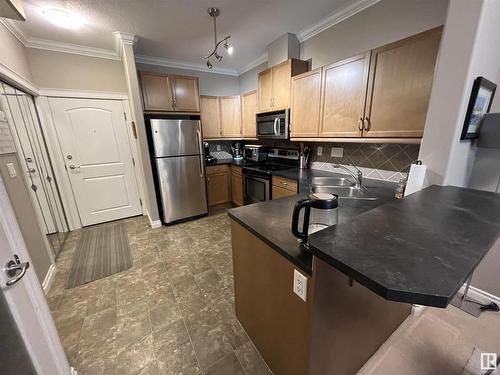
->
<box><xmin>317</xmin><ymin>146</ymin><xmax>322</xmax><ymax>156</ymax></box>
<box><xmin>293</xmin><ymin>269</ymin><xmax>307</xmax><ymax>302</ymax></box>
<box><xmin>216</xmin><ymin>145</ymin><xmax>221</xmax><ymax>151</ymax></box>
<box><xmin>331</xmin><ymin>147</ymin><xmax>343</xmax><ymax>158</ymax></box>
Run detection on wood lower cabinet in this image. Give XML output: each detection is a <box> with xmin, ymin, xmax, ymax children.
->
<box><xmin>258</xmin><ymin>59</ymin><xmax>309</xmax><ymax>112</ymax></box>
<box><xmin>272</xmin><ymin>176</ymin><xmax>298</xmax><ymax>199</ymax></box>
<box><xmin>206</xmin><ymin>165</ymin><xmax>231</xmax><ymax>206</ymax></box>
<box><xmin>291</xmin><ymin>69</ymin><xmax>322</xmax><ymax>137</ymax></box>
<box><xmin>200</xmin><ymin>96</ymin><xmax>221</xmax><ymax>138</ymax></box>
<box><xmin>241</xmin><ymin>91</ymin><xmax>257</xmax><ymax>139</ymax></box>
<box><xmin>231</xmin><ymin>166</ymin><xmax>243</xmax><ymax>206</ymax></box>
<box><xmin>364</xmin><ymin>27</ymin><xmax>442</xmax><ymax>138</ymax></box>
<box><xmin>220</xmin><ymin>96</ymin><xmax>242</xmax><ymax>138</ymax></box>
<box><xmin>139</xmin><ymin>71</ymin><xmax>200</xmax><ymax>113</ymax></box>
<box><xmin>320</xmin><ymin>53</ymin><xmax>370</xmax><ymax>137</ymax></box>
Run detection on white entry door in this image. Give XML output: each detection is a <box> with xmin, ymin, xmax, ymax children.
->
<box><xmin>49</xmin><ymin>98</ymin><xmax>141</xmax><ymax>226</ymax></box>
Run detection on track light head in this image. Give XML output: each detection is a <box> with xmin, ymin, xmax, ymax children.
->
<box><xmin>206</xmin><ymin>59</ymin><xmax>213</xmax><ymax>69</ymax></box>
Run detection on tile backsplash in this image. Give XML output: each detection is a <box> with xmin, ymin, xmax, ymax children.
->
<box><xmin>206</xmin><ymin>140</ymin><xmax>420</xmax><ymax>182</ymax></box>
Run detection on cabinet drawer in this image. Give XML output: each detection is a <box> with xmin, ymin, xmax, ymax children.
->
<box><xmin>272</xmin><ymin>176</ymin><xmax>298</xmax><ymax>192</ymax></box>
<box><xmin>272</xmin><ymin>185</ymin><xmax>297</xmax><ymax>199</ymax></box>
<box><xmin>206</xmin><ymin>165</ymin><xmax>229</xmax><ymax>175</ymax></box>
<box><xmin>231</xmin><ymin>165</ymin><xmax>242</xmax><ymax>176</ymax></box>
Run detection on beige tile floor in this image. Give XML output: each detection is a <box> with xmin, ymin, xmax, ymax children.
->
<box><xmin>46</xmin><ymin>213</ymin><xmax>500</xmax><ymax>375</ymax></box>
<box><xmin>46</xmin><ymin>213</ymin><xmax>271</xmax><ymax>375</ymax></box>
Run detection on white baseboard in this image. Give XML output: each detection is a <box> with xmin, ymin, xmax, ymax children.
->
<box><xmin>42</xmin><ymin>263</ymin><xmax>56</xmax><ymax>294</ymax></box>
<box><xmin>459</xmin><ymin>284</ymin><xmax>500</xmax><ymax>306</ymax></box>
<box><xmin>146</xmin><ymin>211</ymin><xmax>162</xmax><ymax>229</ymax></box>
<box><xmin>411</xmin><ymin>304</ymin><xmax>426</xmax><ymax>316</ymax></box>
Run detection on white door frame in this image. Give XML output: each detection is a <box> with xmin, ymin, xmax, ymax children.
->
<box><xmin>36</xmin><ymin>90</ymin><xmax>146</xmax><ymax>230</ymax></box>
<box><xmin>0</xmin><ymin>175</ymin><xmax>70</xmax><ymax>375</ymax></box>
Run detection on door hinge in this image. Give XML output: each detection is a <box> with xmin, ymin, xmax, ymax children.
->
<box><xmin>139</xmin><ymin>198</ymin><xmax>142</xmax><ymax>206</ymax></box>
<box><xmin>124</xmin><ymin>112</ymin><xmax>127</xmax><ymax>121</ymax></box>
<box><xmin>132</xmin><ymin>157</ymin><xmax>135</xmax><ymax>166</ymax></box>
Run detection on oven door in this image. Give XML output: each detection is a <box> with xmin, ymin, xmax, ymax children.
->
<box><xmin>243</xmin><ymin>170</ymin><xmax>270</xmax><ymax>205</ymax></box>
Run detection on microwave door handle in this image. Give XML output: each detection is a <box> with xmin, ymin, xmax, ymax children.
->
<box><xmin>273</xmin><ymin>118</ymin><xmax>279</xmax><ymax>135</ymax></box>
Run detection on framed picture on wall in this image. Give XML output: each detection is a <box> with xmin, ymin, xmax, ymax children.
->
<box><xmin>460</xmin><ymin>76</ymin><xmax>497</xmax><ymax>140</ymax></box>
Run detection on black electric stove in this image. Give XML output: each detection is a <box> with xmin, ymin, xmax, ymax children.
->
<box><xmin>242</xmin><ymin>148</ymin><xmax>299</xmax><ymax>204</ymax></box>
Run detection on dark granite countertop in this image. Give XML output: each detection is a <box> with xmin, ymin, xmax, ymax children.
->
<box><xmin>228</xmin><ymin>175</ymin><xmax>396</xmax><ymax>275</ymax></box>
<box><xmin>308</xmin><ymin>185</ymin><xmax>500</xmax><ymax>307</ymax></box>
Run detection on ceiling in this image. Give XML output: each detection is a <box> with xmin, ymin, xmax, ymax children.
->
<box><xmin>7</xmin><ymin>0</ymin><xmax>377</xmax><ymax>75</ymax></box>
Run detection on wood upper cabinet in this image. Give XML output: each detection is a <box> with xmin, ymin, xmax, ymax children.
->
<box><xmin>140</xmin><ymin>72</ymin><xmax>174</xmax><ymax>111</ymax></box>
<box><xmin>363</xmin><ymin>27</ymin><xmax>442</xmax><ymax>138</ymax></box>
<box><xmin>258</xmin><ymin>59</ymin><xmax>309</xmax><ymax>112</ymax></box>
<box><xmin>220</xmin><ymin>96</ymin><xmax>242</xmax><ymax>138</ymax></box>
<box><xmin>320</xmin><ymin>53</ymin><xmax>370</xmax><ymax>137</ymax></box>
<box><xmin>241</xmin><ymin>91</ymin><xmax>257</xmax><ymax>138</ymax></box>
<box><xmin>200</xmin><ymin>96</ymin><xmax>221</xmax><ymax>138</ymax></box>
<box><xmin>170</xmin><ymin>75</ymin><xmax>200</xmax><ymax>112</ymax></box>
<box><xmin>258</xmin><ymin>68</ymin><xmax>273</xmax><ymax>112</ymax></box>
<box><xmin>291</xmin><ymin>69</ymin><xmax>322</xmax><ymax>137</ymax></box>
<box><xmin>139</xmin><ymin>71</ymin><xmax>200</xmax><ymax>113</ymax></box>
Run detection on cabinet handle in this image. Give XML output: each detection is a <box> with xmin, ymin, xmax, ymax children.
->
<box><xmin>364</xmin><ymin>116</ymin><xmax>371</xmax><ymax>131</ymax></box>
<box><xmin>358</xmin><ymin>117</ymin><xmax>364</xmax><ymax>131</ymax></box>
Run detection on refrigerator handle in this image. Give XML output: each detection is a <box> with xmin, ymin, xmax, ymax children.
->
<box><xmin>196</xmin><ymin>129</ymin><xmax>204</xmax><ymax>178</ymax></box>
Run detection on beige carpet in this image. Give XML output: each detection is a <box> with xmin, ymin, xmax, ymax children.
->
<box><xmin>66</xmin><ymin>221</ymin><xmax>132</xmax><ymax>288</ymax></box>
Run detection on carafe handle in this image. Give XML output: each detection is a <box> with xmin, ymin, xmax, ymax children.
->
<box><xmin>291</xmin><ymin>198</ymin><xmax>311</xmax><ymax>242</ymax></box>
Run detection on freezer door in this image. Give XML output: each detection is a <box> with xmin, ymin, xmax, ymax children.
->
<box><xmin>151</xmin><ymin>119</ymin><xmax>203</xmax><ymax>157</ymax></box>
<box><xmin>156</xmin><ymin>155</ymin><xmax>208</xmax><ymax>223</ymax></box>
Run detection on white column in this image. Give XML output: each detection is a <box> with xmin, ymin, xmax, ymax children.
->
<box><xmin>114</xmin><ymin>32</ymin><xmax>161</xmax><ymax>227</ymax></box>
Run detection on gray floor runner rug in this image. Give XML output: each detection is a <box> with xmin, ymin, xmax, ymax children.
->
<box><xmin>66</xmin><ymin>221</ymin><xmax>132</xmax><ymax>288</ymax></box>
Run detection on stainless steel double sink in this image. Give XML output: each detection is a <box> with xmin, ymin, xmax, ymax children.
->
<box><xmin>309</xmin><ymin>176</ymin><xmax>377</xmax><ymax>200</ymax></box>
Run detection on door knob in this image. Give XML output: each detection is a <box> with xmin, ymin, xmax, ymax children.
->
<box><xmin>68</xmin><ymin>164</ymin><xmax>81</xmax><ymax>170</ymax></box>
<box><xmin>4</xmin><ymin>254</ymin><xmax>30</xmax><ymax>286</ymax></box>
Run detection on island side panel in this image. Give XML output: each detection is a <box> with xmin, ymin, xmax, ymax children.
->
<box><xmin>309</xmin><ymin>257</ymin><xmax>411</xmax><ymax>375</ymax></box>
<box><xmin>231</xmin><ymin>220</ymin><xmax>313</xmax><ymax>375</ymax></box>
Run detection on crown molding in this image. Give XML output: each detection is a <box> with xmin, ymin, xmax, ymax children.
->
<box><xmin>0</xmin><ymin>18</ymin><xmax>28</xmax><ymax>44</ymax></box>
<box><xmin>135</xmin><ymin>54</ymin><xmax>239</xmax><ymax>76</ymax></box>
<box><xmin>237</xmin><ymin>53</ymin><xmax>268</xmax><ymax>75</ymax></box>
<box><xmin>297</xmin><ymin>0</ymin><xmax>381</xmax><ymax>42</ymax></box>
<box><xmin>113</xmin><ymin>31</ymin><xmax>137</xmax><ymax>46</ymax></box>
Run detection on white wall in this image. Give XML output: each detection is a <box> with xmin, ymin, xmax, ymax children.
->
<box><xmin>137</xmin><ymin>64</ymin><xmax>240</xmax><ymax>96</ymax></box>
<box><xmin>238</xmin><ymin>62</ymin><xmax>268</xmax><ymax>94</ymax></box>
<box><xmin>0</xmin><ymin>22</ymin><xmax>34</xmax><ymax>89</ymax></box>
<box><xmin>26</xmin><ymin>48</ymin><xmax>127</xmax><ymax>92</ymax></box>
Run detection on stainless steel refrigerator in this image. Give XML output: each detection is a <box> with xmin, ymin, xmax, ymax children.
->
<box><xmin>150</xmin><ymin>119</ymin><xmax>207</xmax><ymax>224</ymax></box>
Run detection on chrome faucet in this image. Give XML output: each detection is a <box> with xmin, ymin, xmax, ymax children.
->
<box><xmin>333</xmin><ymin>164</ymin><xmax>363</xmax><ymax>188</ymax></box>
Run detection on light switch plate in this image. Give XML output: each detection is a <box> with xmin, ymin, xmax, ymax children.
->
<box><xmin>6</xmin><ymin>163</ymin><xmax>17</xmax><ymax>178</ymax></box>
<box><xmin>317</xmin><ymin>146</ymin><xmax>322</xmax><ymax>156</ymax></box>
<box><xmin>293</xmin><ymin>269</ymin><xmax>307</xmax><ymax>302</ymax></box>
<box><xmin>331</xmin><ymin>147</ymin><xmax>343</xmax><ymax>158</ymax></box>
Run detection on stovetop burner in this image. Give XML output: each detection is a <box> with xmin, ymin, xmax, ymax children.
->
<box><xmin>243</xmin><ymin>162</ymin><xmax>295</xmax><ymax>174</ymax></box>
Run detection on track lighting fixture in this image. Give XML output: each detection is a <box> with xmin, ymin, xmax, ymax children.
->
<box><xmin>204</xmin><ymin>7</ymin><xmax>233</xmax><ymax>69</ymax></box>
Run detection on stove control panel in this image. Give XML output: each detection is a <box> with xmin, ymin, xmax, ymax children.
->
<box><xmin>267</xmin><ymin>148</ymin><xmax>299</xmax><ymax>160</ymax></box>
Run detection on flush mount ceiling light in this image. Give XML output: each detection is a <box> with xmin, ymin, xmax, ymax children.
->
<box><xmin>204</xmin><ymin>7</ymin><xmax>233</xmax><ymax>69</ymax></box>
<box><xmin>42</xmin><ymin>8</ymin><xmax>84</xmax><ymax>29</ymax></box>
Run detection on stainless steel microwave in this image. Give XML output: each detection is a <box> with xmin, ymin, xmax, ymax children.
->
<box><xmin>256</xmin><ymin>109</ymin><xmax>289</xmax><ymax>140</ymax></box>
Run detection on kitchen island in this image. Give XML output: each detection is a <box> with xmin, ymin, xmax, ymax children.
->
<box><xmin>228</xmin><ymin>182</ymin><xmax>500</xmax><ymax>375</ymax></box>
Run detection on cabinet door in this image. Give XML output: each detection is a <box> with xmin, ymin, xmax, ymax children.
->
<box><xmin>200</xmin><ymin>96</ymin><xmax>221</xmax><ymax>138</ymax></box>
<box><xmin>207</xmin><ymin>172</ymin><xmax>230</xmax><ymax>206</ymax></box>
<box><xmin>220</xmin><ymin>96</ymin><xmax>242</xmax><ymax>138</ymax></box>
<box><xmin>364</xmin><ymin>27</ymin><xmax>442</xmax><ymax>137</ymax></box>
<box><xmin>272</xmin><ymin>60</ymin><xmax>292</xmax><ymax>110</ymax></box>
<box><xmin>231</xmin><ymin>171</ymin><xmax>243</xmax><ymax>206</ymax></box>
<box><xmin>291</xmin><ymin>69</ymin><xmax>322</xmax><ymax>137</ymax></box>
<box><xmin>170</xmin><ymin>75</ymin><xmax>200</xmax><ymax>112</ymax></box>
<box><xmin>320</xmin><ymin>53</ymin><xmax>370</xmax><ymax>137</ymax></box>
<box><xmin>258</xmin><ymin>68</ymin><xmax>273</xmax><ymax>112</ymax></box>
<box><xmin>140</xmin><ymin>72</ymin><xmax>173</xmax><ymax>111</ymax></box>
<box><xmin>272</xmin><ymin>185</ymin><xmax>297</xmax><ymax>199</ymax></box>
<box><xmin>241</xmin><ymin>91</ymin><xmax>257</xmax><ymax>138</ymax></box>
